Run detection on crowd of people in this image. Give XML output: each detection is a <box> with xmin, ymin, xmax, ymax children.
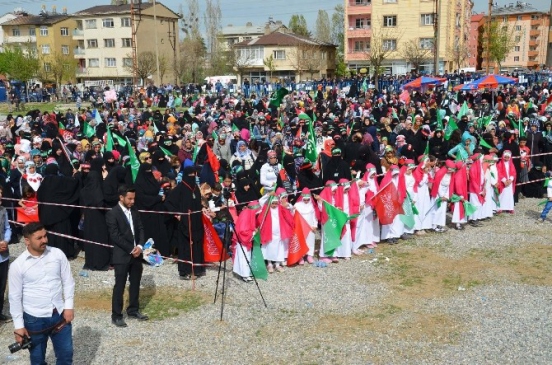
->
<box><xmin>0</xmin><ymin>76</ymin><xmax>550</xmax><ymax>285</ymax></box>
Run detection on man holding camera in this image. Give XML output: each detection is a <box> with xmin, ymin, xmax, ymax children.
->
<box><xmin>8</xmin><ymin>222</ymin><xmax>75</xmax><ymax>364</ymax></box>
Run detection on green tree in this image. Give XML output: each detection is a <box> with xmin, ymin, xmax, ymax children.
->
<box><xmin>263</xmin><ymin>54</ymin><xmax>276</xmax><ymax>81</ymax></box>
<box><xmin>288</xmin><ymin>14</ymin><xmax>311</xmax><ymax>37</ymax></box>
<box><xmin>483</xmin><ymin>21</ymin><xmax>517</xmax><ymax>72</ymax></box>
<box><xmin>331</xmin><ymin>4</ymin><xmax>344</xmax><ymax>55</ymax></box>
<box><xmin>315</xmin><ymin>10</ymin><xmax>331</xmax><ymax>43</ymax></box>
<box><xmin>41</xmin><ymin>52</ymin><xmax>77</xmax><ymax>97</ymax></box>
<box><xmin>0</xmin><ymin>44</ymin><xmax>40</xmax><ymax>84</ymax></box>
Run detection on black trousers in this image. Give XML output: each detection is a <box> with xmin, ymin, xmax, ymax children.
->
<box><xmin>111</xmin><ymin>257</ymin><xmax>143</xmax><ymax>320</ymax></box>
<box><xmin>0</xmin><ymin>259</ymin><xmax>8</xmax><ymax>313</ymax></box>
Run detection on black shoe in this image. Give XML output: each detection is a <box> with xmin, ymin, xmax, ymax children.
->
<box><xmin>0</xmin><ymin>314</ymin><xmax>12</xmax><ymax>322</ymax></box>
<box><xmin>469</xmin><ymin>220</ymin><xmax>482</xmax><ymax>227</ymax></box>
<box><xmin>112</xmin><ymin>318</ymin><xmax>127</xmax><ymax>327</ymax></box>
<box><xmin>127</xmin><ymin>312</ymin><xmax>149</xmax><ymax>321</ymax></box>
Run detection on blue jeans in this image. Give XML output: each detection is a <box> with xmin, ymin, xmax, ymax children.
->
<box><xmin>541</xmin><ymin>201</ymin><xmax>552</xmax><ymax>219</ymax></box>
<box><xmin>23</xmin><ymin>311</ymin><xmax>73</xmax><ymax>365</ymax></box>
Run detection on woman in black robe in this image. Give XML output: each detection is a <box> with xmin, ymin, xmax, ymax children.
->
<box><xmin>103</xmin><ymin>164</ymin><xmax>127</xmax><ymax>207</ymax></box>
<box><xmin>297</xmin><ymin>160</ymin><xmax>323</xmax><ymax>191</ymax></box>
<box><xmin>37</xmin><ymin>164</ymin><xmax>80</xmax><ymax>258</ymax></box>
<box><xmin>234</xmin><ymin>178</ymin><xmax>260</xmax><ymax>210</ymax></box>
<box><xmin>80</xmin><ymin>158</ymin><xmax>111</xmax><ymax>270</ymax></box>
<box><xmin>134</xmin><ymin>163</ymin><xmax>170</xmax><ymax>257</ymax></box>
<box><xmin>165</xmin><ymin>166</ymin><xmax>205</xmax><ymax>279</ymax></box>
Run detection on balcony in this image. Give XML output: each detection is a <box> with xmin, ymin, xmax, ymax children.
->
<box><xmin>529</xmin><ymin>40</ymin><xmax>538</xmax><ymax>47</ymax></box>
<box><xmin>345</xmin><ymin>49</ymin><xmax>370</xmax><ymax>62</ymax></box>
<box><xmin>5</xmin><ymin>35</ymin><xmax>36</xmax><ymax>44</ymax></box>
<box><xmin>528</xmin><ymin>50</ymin><xmax>539</xmax><ymax>57</ymax></box>
<box><xmin>527</xmin><ymin>61</ymin><xmax>538</xmax><ymax>67</ymax></box>
<box><xmin>531</xmin><ymin>19</ymin><xmax>542</xmax><ymax>26</ymax></box>
<box><xmin>73</xmin><ymin>48</ymin><xmax>85</xmax><ymax>56</ymax></box>
<box><xmin>347</xmin><ymin>1</ymin><xmax>372</xmax><ymax>15</ymax></box>
<box><xmin>72</xmin><ymin>29</ymin><xmax>84</xmax><ymax>38</ymax></box>
<box><xmin>347</xmin><ymin>27</ymin><xmax>372</xmax><ymax>38</ymax></box>
<box><xmin>76</xmin><ymin>67</ymin><xmax>87</xmax><ymax>75</ymax></box>
<box><xmin>530</xmin><ymin>29</ymin><xmax>540</xmax><ymax>37</ymax></box>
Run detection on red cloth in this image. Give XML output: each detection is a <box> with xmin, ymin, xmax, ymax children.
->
<box><xmin>430</xmin><ymin>167</ymin><xmax>452</xmax><ymax>199</ymax></box>
<box><xmin>496</xmin><ymin>158</ymin><xmax>517</xmax><ymax>193</ymax></box>
<box><xmin>453</xmin><ymin>163</ymin><xmax>468</xmax><ymax>219</ymax></box>
<box><xmin>319</xmin><ymin>181</ymin><xmax>335</xmax><ymax>225</ymax></box>
<box><xmin>202</xmin><ymin>215</ymin><xmax>229</xmax><ymax>262</ymax></box>
<box><xmin>258</xmin><ymin>204</ymin><xmax>294</xmax><ymax>245</ymax></box>
<box><xmin>373</xmin><ymin>180</ymin><xmax>403</xmax><ymax>225</ymax></box>
<box><xmin>380</xmin><ymin>169</ymin><xmax>406</xmax><ymax>204</ymax></box>
<box><xmin>468</xmin><ymin>158</ymin><xmax>485</xmax><ymax>204</ymax></box>
<box><xmin>287</xmin><ymin>211</ymin><xmax>310</xmax><ymax>266</ymax></box>
<box><xmin>206</xmin><ymin>145</ymin><xmax>220</xmax><ymax>181</ymax></box>
<box><xmin>235</xmin><ymin>205</ymin><xmax>259</xmax><ymax>250</ymax></box>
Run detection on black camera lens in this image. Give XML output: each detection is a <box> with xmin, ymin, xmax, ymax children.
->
<box><xmin>8</xmin><ymin>342</ymin><xmax>21</xmax><ymax>354</ymax></box>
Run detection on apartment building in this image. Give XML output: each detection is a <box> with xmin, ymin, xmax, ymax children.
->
<box><xmin>0</xmin><ymin>10</ymin><xmax>26</xmax><ymax>52</ymax></box>
<box><xmin>1</xmin><ymin>7</ymin><xmax>78</xmax><ymax>82</ymax></box>
<box><xmin>344</xmin><ymin>0</ymin><xmax>474</xmax><ymax>75</ymax></box>
<box><xmin>484</xmin><ymin>2</ymin><xmax>550</xmax><ymax>71</ymax></box>
<box><xmin>467</xmin><ymin>14</ymin><xmax>485</xmax><ymax>70</ymax></box>
<box><xmin>72</xmin><ymin>1</ymin><xmax>180</xmax><ymax>85</ymax></box>
<box><xmin>219</xmin><ymin>18</ymin><xmax>287</xmax><ymax>52</ymax></box>
<box><xmin>233</xmin><ymin>29</ymin><xmax>337</xmax><ymax>83</ymax></box>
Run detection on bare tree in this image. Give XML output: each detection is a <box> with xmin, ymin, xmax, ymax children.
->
<box><xmin>315</xmin><ymin>10</ymin><xmax>331</xmax><ymax>43</ymax></box>
<box><xmin>400</xmin><ymin>39</ymin><xmax>431</xmax><ymax>72</ymax></box>
<box><xmin>365</xmin><ymin>22</ymin><xmax>402</xmax><ymax>87</ymax></box>
<box><xmin>448</xmin><ymin>40</ymin><xmax>470</xmax><ymax>72</ymax></box>
<box><xmin>230</xmin><ymin>45</ymin><xmax>256</xmax><ymax>84</ymax></box>
<box><xmin>263</xmin><ymin>54</ymin><xmax>276</xmax><ymax>81</ymax></box>
<box><xmin>124</xmin><ymin>51</ymin><xmax>156</xmax><ymax>84</ymax></box>
<box><xmin>158</xmin><ymin>54</ymin><xmax>168</xmax><ymax>83</ymax></box>
<box><xmin>181</xmin><ymin>0</ymin><xmax>201</xmax><ymax>40</ymax></box>
<box><xmin>331</xmin><ymin>4</ymin><xmax>344</xmax><ymax>55</ymax></box>
<box><xmin>204</xmin><ymin>0</ymin><xmax>221</xmax><ymax>59</ymax></box>
<box><xmin>302</xmin><ymin>45</ymin><xmax>324</xmax><ymax>79</ymax></box>
<box><xmin>178</xmin><ymin>37</ymin><xmax>206</xmax><ymax>83</ymax></box>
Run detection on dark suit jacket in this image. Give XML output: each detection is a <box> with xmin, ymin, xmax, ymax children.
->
<box><xmin>106</xmin><ymin>204</ymin><xmax>145</xmax><ymax>265</ymax></box>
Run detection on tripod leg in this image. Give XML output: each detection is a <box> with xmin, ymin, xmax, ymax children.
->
<box><xmin>213</xmin><ymin>222</ymin><xmax>229</xmax><ymax>304</ymax></box>
<box><xmin>237</xmin><ymin>241</ymin><xmax>268</xmax><ymax>308</ymax></box>
<box><xmin>220</xmin><ymin>222</ymin><xmax>231</xmax><ymax>320</ymax></box>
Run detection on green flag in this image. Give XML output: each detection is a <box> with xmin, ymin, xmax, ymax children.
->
<box><xmin>82</xmin><ymin>121</ymin><xmax>95</xmax><ymax>138</ymax></box>
<box><xmin>444</xmin><ymin>117</ymin><xmax>459</xmax><ymax>140</ymax></box>
<box><xmin>250</xmin><ymin>231</ymin><xmax>268</xmax><ymax>281</ymax></box>
<box><xmin>269</xmin><ymin>88</ymin><xmax>289</xmax><ymax>108</ymax></box>
<box><xmin>455</xmin><ymin>149</ymin><xmax>463</xmax><ymax>162</ymax></box>
<box><xmin>436</xmin><ymin>108</ymin><xmax>445</xmax><ymax>130</ymax></box>
<box><xmin>391</xmin><ymin>107</ymin><xmax>398</xmax><ymax>120</ymax></box>
<box><xmin>159</xmin><ymin>146</ymin><xmax>174</xmax><ymax>157</ymax></box>
<box><xmin>457</xmin><ymin>101</ymin><xmax>469</xmax><ymax>119</ymax></box>
<box><xmin>424</xmin><ymin>140</ymin><xmax>429</xmax><ymax>156</ymax></box>
<box><xmin>111</xmin><ymin>132</ymin><xmax>127</xmax><ymax>147</ymax></box>
<box><xmin>361</xmin><ymin>79</ymin><xmax>368</xmax><ymax>92</ymax></box>
<box><xmin>479</xmin><ymin>136</ymin><xmax>493</xmax><ymax>150</ymax></box>
<box><xmin>480</xmin><ymin>115</ymin><xmax>492</xmax><ymax>128</ymax></box>
<box><xmin>192</xmin><ymin>145</ymin><xmax>199</xmax><ymax>162</ymax></box>
<box><xmin>126</xmin><ymin>137</ymin><xmax>140</xmax><ymax>183</ymax></box>
<box><xmin>517</xmin><ymin>119</ymin><xmax>525</xmax><ymax>138</ymax></box>
<box><xmin>212</xmin><ymin>131</ymin><xmax>218</xmax><ymax>140</ymax></box>
<box><xmin>399</xmin><ymin>193</ymin><xmax>416</xmax><ymax>230</ymax></box>
<box><xmin>305</xmin><ymin>116</ymin><xmax>318</xmax><ymax>164</ymax></box>
<box><xmin>105</xmin><ymin>129</ymin><xmax>114</xmax><ymax>151</ymax></box>
<box><xmin>298</xmin><ymin>112</ymin><xmax>312</xmax><ymax>122</ymax></box>
<box><xmin>322</xmin><ymin>201</ymin><xmax>349</xmax><ymax>256</ymax></box>
<box><xmin>232</xmin><ymin>123</ymin><xmax>239</xmax><ymax>133</ymax></box>
<box><xmin>58</xmin><ymin>121</ymin><xmax>65</xmax><ymax>130</ymax></box>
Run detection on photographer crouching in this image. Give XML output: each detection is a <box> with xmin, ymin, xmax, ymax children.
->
<box><xmin>8</xmin><ymin>222</ymin><xmax>75</xmax><ymax>364</ymax></box>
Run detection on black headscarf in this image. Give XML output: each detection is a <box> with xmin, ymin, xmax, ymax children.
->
<box><xmin>134</xmin><ymin>163</ymin><xmax>163</xmax><ymax>209</ymax></box>
<box><xmin>152</xmin><ymin>149</ymin><xmax>171</xmax><ymax>176</ymax></box>
<box><xmin>235</xmin><ymin>178</ymin><xmax>259</xmax><ymax>204</ymax></box>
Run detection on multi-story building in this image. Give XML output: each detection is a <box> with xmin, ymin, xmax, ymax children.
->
<box><xmin>219</xmin><ymin>18</ymin><xmax>287</xmax><ymax>52</ymax></box>
<box><xmin>483</xmin><ymin>2</ymin><xmax>550</xmax><ymax>72</ymax></box>
<box><xmin>72</xmin><ymin>1</ymin><xmax>180</xmax><ymax>85</ymax></box>
<box><xmin>0</xmin><ymin>10</ymin><xmax>27</xmax><ymax>52</ymax></box>
<box><xmin>1</xmin><ymin>7</ymin><xmax>78</xmax><ymax>82</ymax></box>
<box><xmin>233</xmin><ymin>29</ymin><xmax>337</xmax><ymax>83</ymax></box>
<box><xmin>467</xmin><ymin>14</ymin><xmax>485</xmax><ymax>70</ymax></box>
<box><xmin>344</xmin><ymin>0</ymin><xmax>474</xmax><ymax>74</ymax></box>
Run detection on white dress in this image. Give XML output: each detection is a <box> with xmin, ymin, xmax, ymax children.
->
<box><xmin>233</xmin><ymin>243</ymin><xmax>251</xmax><ymax>278</ymax></box>
<box><xmin>380</xmin><ymin>176</ymin><xmax>405</xmax><ymax>240</ymax></box>
<box><xmin>431</xmin><ymin>173</ymin><xmax>451</xmax><ymax>228</ymax></box>
<box><xmin>481</xmin><ymin>166</ymin><xmax>496</xmax><ymax>218</ymax></box>
<box><xmin>498</xmin><ymin>163</ymin><xmax>515</xmax><ymax>211</ymax></box>
<box><xmin>261</xmin><ymin>208</ymin><xmax>287</xmax><ymax>262</ymax></box>
<box><xmin>335</xmin><ymin>193</ymin><xmax>352</xmax><ymax>258</ymax></box>
<box><xmin>403</xmin><ymin>173</ymin><xmax>416</xmax><ymax>234</ymax></box>
<box><xmin>354</xmin><ymin>180</ymin><xmax>380</xmax><ymax>248</ymax></box>
<box><xmin>294</xmin><ymin>200</ymin><xmax>317</xmax><ymax>257</ymax></box>
<box><xmin>414</xmin><ymin>173</ymin><xmax>432</xmax><ymax>230</ymax></box>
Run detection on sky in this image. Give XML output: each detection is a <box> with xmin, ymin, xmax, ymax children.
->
<box><xmin>0</xmin><ymin>0</ymin><xmax>550</xmax><ymax>31</ymax></box>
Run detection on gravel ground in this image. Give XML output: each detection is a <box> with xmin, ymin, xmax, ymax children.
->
<box><xmin>0</xmin><ymin>197</ymin><xmax>550</xmax><ymax>364</ymax></box>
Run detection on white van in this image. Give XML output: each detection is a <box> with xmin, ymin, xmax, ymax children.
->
<box><xmin>459</xmin><ymin>67</ymin><xmax>476</xmax><ymax>73</ymax></box>
<box><xmin>203</xmin><ymin>75</ymin><xmax>238</xmax><ymax>92</ymax></box>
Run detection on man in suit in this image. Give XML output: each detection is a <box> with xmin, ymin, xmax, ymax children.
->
<box><xmin>106</xmin><ymin>185</ymin><xmax>148</xmax><ymax>327</ymax></box>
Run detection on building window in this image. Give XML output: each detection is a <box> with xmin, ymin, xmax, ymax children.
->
<box><xmin>514</xmin><ymin>56</ymin><xmax>519</xmax><ymax>62</ymax></box>
<box><xmin>60</xmin><ymin>27</ymin><xmax>69</xmax><ymax>36</ymax></box>
<box><xmin>122</xmin><ymin>38</ymin><xmax>132</xmax><ymax>47</ymax></box>
<box><xmin>502</xmin><ymin>16</ymin><xmax>507</xmax><ymax>23</ymax></box>
<box><xmin>514</xmin><ymin>46</ymin><xmax>520</xmax><ymax>52</ymax></box>
<box><xmin>88</xmin><ymin>58</ymin><xmax>99</xmax><ymax>67</ymax></box>
<box><xmin>321</xmin><ymin>51</ymin><xmax>327</xmax><ymax>60</ymax></box>
<box><xmin>517</xmin><ymin>15</ymin><xmax>523</xmax><ymax>20</ymax></box>
<box><xmin>123</xmin><ymin>58</ymin><xmax>133</xmax><ymax>67</ymax></box>
<box><xmin>273</xmin><ymin>50</ymin><xmax>285</xmax><ymax>59</ymax></box>
<box><xmin>515</xmin><ymin>25</ymin><xmax>521</xmax><ymax>31</ymax></box>
<box><xmin>382</xmin><ymin>39</ymin><xmax>397</xmax><ymax>51</ymax></box>
<box><xmin>383</xmin><ymin>16</ymin><xmax>397</xmax><ymax>27</ymax></box>
<box><xmin>61</xmin><ymin>45</ymin><xmax>69</xmax><ymax>55</ymax></box>
<box><xmin>87</xmin><ymin>39</ymin><xmax>98</xmax><ymax>48</ymax></box>
<box><xmin>531</xmin><ymin>15</ymin><xmax>539</xmax><ymax>20</ymax></box>
<box><xmin>44</xmin><ymin>63</ymin><xmax>51</xmax><ymax>72</ymax></box>
<box><xmin>383</xmin><ymin>0</ymin><xmax>397</xmax><ymax>3</ymax></box>
<box><xmin>85</xmin><ymin>19</ymin><xmax>97</xmax><ymax>29</ymax></box>
<box><xmin>105</xmin><ymin>58</ymin><xmax>116</xmax><ymax>67</ymax></box>
<box><xmin>40</xmin><ymin>26</ymin><xmax>48</xmax><ymax>36</ymax></box>
<box><xmin>104</xmin><ymin>39</ymin><xmax>115</xmax><ymax>48</ymax></box>
<box><xmin>238</xmin><ymin>46</ymin><xmax>263</xmax><ymax>61</ymax></box>
<box><xmin>121</xmin><ymin>17</ymin><xmax>131</xmax><ymax>27</ymax></box>
<box><xmin>419</xmin><ymin>38</ymin><xmax>433</xmax><ymax>49</ymax></box>
<box><xmin>103</xmin><ymin>18</ymin><xmax>114</xmax><ymax>28</ymax></box>
<box><xmin>420</xmin><ymin>14</ymin><xmax>434</xmax><ymax>26</ymax></box>
<box><xmin>29</xmin><ymin>27</ymin><xmax>35</xmax><ymax>36</ymax></box>
<box><xmin>12</xmin><ymin>28</ymin><xmax>20</xmax><ymax>36</ymax></box>
<box><xmin>515</xmin><ymin>35</ymin><xmax>521</xmax><ymax>42</ymax></box>
<box><xmin>354</xmin><ymin>41</ymin><xmax>365</xmax><ymax>51</ymax></box>
<box><xmin>41</xmin><ymin>44</ymin><xmax>50</xmax><ymax>54</ymax></box>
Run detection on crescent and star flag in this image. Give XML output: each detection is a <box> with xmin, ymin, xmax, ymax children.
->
<box><xmin>287</xmin><ymin>210</ymin><xmax>311</xmax><ymax>266</ymax></box>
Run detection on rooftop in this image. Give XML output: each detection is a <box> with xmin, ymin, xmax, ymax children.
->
<box><xmin>1</xmin><ymin>13</ymin><xmax>69</xmax><ymax>26</ymax></box>
<box><xmin>74</xmin><ymin>3</ymin><xmax>154</xmax><ymax>16</ymax></box>
<box><xmin>234</xmin><ymin>31</ymin><xmax>335</xmax><ymax>48</ymax></box>
<box><xmin>221</xmin><ymin>20</ymin><xmax>286</xmax><ymax>36</ymax></box>
<box><xmin>491</xmin><ymin>2</ymin><xmax>547</xmax><ymax>15</ymax></box>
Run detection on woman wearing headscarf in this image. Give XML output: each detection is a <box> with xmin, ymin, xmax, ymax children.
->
<box><xmin>134</xmin><ymin>162</ymin><xmax>170</xmax><ymax>257</ymax></box>
<box><xmin>9</xmin><ymin>156</ymin><xmax>26</xmax><ymax>200</ymax></box>
<box><xmin>234</xmin><ymin>178</ymin><xmax>259</xmax><ymax>209</ymax></box>
<box><xmin>103</xmin><ymin>163</ymin><xmax>128</xmax><ymax>207</ymax></box>
<box><xmin>151</xmin><ymin>149</ymin><xmax>171</xmax><ymax>177</ymax></box>
<box><xmin>321</xmin><ymin>147</ymin><xmax>351</xmax><ymax>184</ymax></box>
<box><xmin>230</xmin><ymin>141</ymin><xmax>255</xmax><ymax>172</ymax></box>
<box><xmin>80</xmin><ymin>158</ymin><xmax>111</xmax><ymax>270</ymax></box>
<box><xmin>316</xmin><ymin>138</ymin><xmax>335</xmax><ymax>172</ymax></box>
<box><xmin>37</xmin><ymin>163</ymin><xmax>81</xmax><ymax>258</ymax></box>
<box><xmin>22</xmin><ymin>161</ymin><xmax>42</xmax><ymax>192</ymax></box>
<box><xmin>51</xmin><ymin>138</ymin><xmax>74</xmax><ymax>177</ymax></box>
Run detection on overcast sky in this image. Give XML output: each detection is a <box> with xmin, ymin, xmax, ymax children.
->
<box><xmin>1</xmin><ymin>0</ymin><xmax>550</xmax><ymax>32</ymax></box>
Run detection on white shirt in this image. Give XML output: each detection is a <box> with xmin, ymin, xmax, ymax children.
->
<box><xmin>119</xmin><ymin>202</ymin><xmax>135</xmax><ymax>239</ymax></box>
<box><xmin>8</xmin><ymin>246</ymin><xmax>75</xmax><ymax>329</ymax></box>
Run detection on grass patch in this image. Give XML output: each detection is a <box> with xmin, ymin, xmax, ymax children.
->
<box><xmin>76</xmin><ymin>287</ymin><xmax>207</xmax><ymax>320</ymax></box>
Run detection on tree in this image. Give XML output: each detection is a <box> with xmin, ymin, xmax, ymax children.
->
<box><xmin>400</xmin><ymin>39</ymin><xmax>431</xmax><ymax>72</ymax></box>
<box><xmin>289</xmin><ymin>14</ymin><xmax>311</xmax><ymax>37</ymax></box>
<box><xmin>315</xmin><ymin>10</ymin><xmax>331</xmax><ymax>43</ymax></box>
<box><xmin>288</xmin><ymin>43</ymin><xmax>324</xmax><ymax>81</ymax></box>
<box><xmin>123</xmin><ymin>51</ymin><xmax>156</xmax><ymax>84</ymax></box>
<box><xmin>158</xmin><ymin>55</ymin><xmax>168</xmax><ymax>83</ymax></box>
<box><xmin>331</xmin><ymin>4</ymin><xmax>344</xmax><ymax>55</ymax></box>
<box><xmin>204</xmin><ymin>0</ymin><xmax>221</xmax><ymax>59</ymax></box>
<box><xmin>178</xmin><ymin>37</ymin><xmax>206</xmax><ymax>83</ymax></box>
<box><xmin>263</xmin><ymin>54</ymin><xmax>276</xmax><ymax>81</ymax></box>
<box><xmin>483</xmin><ymin>21</ymin><xmax>517</xmax><ymax>72</ymax></box>
<box><xmin>41</xmin><ymin>52</ymin><xmax>77</xmax><ymax>97</ymax></box>
<box><xmin>230</xmin><ymin>45</ymin><xmax>256</xmax><ymax>84</ymax></box>
<box><xmin>0</xmin><ymin>44</ymin><xmax>40</xmax><ymax>85</ymax></box>
<box><xmin>365</xmin><ymin>22</ymin><xmax>402</xmax><ymax>87</ymax></box>
<box><xmin>448</xmin><ymin>40</ymin><xmax>470</xmax><ymax>72</ymax></box>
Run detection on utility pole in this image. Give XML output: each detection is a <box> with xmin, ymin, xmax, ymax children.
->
<box><xmin>486</xmin><ymin>0</ymin><xmax>493</xmax><ymax>74</ymax></box>
<box><xmin>433</xmin><ymin>0</ymin><xmax>440</xmax><ymax>75</ymax></box>
<box><xmin>153</xmin><ymin>0</ymin><xmax>160</xmax><ymax>85</ymax></box>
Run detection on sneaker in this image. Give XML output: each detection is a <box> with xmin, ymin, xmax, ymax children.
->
<box><xmin>242</xmin><ymin>276</ymin><xmax>253</xmax><ymax>283</ymax></box>
<box><xmin>400</xmin><ymin>234</ymin><xmax>413</xmax><ymax>240</ymax></box>
<box><xmin>468</xmin><ymin>220</ymin><xmax>482</xmax><ymax>227</ymax></box>
<box><xmin>536</xmin><ymin>218</ymin><xmax>545</xmax><ymax>224</ymax></box>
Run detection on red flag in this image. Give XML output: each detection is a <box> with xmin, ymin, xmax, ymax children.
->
<box><xmin>202</xmin><ymin>215</ymin><xmax>229</xmax><ymax>262</ymax></box>
<box><xmin>372</xmin><ymin>182</ymin><xmax>404</xmax><ymax>225</ymax></box>
<box><xmin>399</xmin><ymin>90</ymin><xmax>411</xmax><ymax>105</ymax></box>
<box><xmin>16</xmin><ymin>207</ymin><xmax>38</xmax><ymax>223</ymax></box>
<box><xmin>206</xmin><ymin>145</ymin><xmax>220</xmax><ymax>182</ymax></box>
<box><xmin>287</xmin><ymin>211</ymin><xmax>310</xmax><ymax>266</ymax></box>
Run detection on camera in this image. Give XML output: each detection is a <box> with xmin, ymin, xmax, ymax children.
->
<box><xmin>8</xmin><ymin>335</ymin><xmax>32</xmax><ymax>353</ymax></box>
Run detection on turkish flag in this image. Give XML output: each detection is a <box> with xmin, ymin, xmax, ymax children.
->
<box><xmin>202</xmin><ymin>215</ymin><xmax>229</xmax><ymax>262</ymax></box>
<box><xmin>399</xmin><ymin>90</ymin><xmax>411</xmax><ymax>105</ymax></box>
<box><xmin>287</xmin><ymin>211</ymin><xmax>310</xmax><ymax>266</ymax></box>
<box><xmin>372</xmin><ymin>182</ymin><xmax>404</xmax><ymax>225</ymax></box>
